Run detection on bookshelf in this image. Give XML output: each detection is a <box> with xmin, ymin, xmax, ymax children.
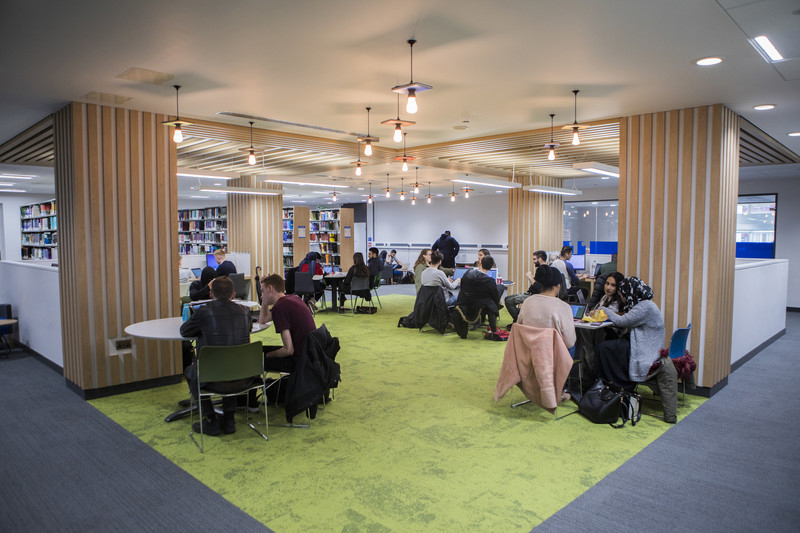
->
<box><xmin>20</xmin><ymin>199</ymin><xmax>58</xmax><ymax>260</ymax></box>
<box><xmin>178</xmin><ymin>206</ymin><xmax>227</xmax><ymax>255</ymax></box>
<box><xmin>309</xmin><ymin>207</ymin><xmax>354</xmax><ymax>271</ymax></box>
<box><xmin>283</xmin><ymin>206</ymin><xmax>309</xmax><ymax>268</ymax></box>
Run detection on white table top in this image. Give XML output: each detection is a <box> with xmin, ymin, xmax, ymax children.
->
<box><xmin>574</xmin><ymin>320</ymin><xmax>612</xmax><ymax>329</ymax></box>
<box><xmin>125</xmin><ymin>317</ymin><xmax>271</xmax><ymax>340</ymax></box>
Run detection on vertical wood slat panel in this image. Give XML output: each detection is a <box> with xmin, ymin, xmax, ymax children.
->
<box><xmin>227</xmin><ymin>179</ymin><xmax>284</xmax><ymax>281</ymax></box>
<box><xmin>54</xmin><ymin>103</ymin><xmax>178</xmax><ymax>392</ymax></box>
<box><xmin>628</xmin><ymin>118</ymin><xmax>640</xmax><ymax>277</ymax></box>
<box><xmin>640</xmin><ymin>114</ymin><xmax>652</xmax><ymax>283</ymax></box>
<box><xmin>618</xmin><ymin>118</ymin><xmax>628</xmax><ymax>275</ymax></box>
<box><xmin>620</xmin><ymin>104</ymin><xmax>738</xmax><ymax>389</ymax></box>
<box><xmin>142</xmin><ymin>113</ymin><xmax>158</xmax><ymax>379</ymax></box>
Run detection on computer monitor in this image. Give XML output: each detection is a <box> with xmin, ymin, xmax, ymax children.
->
<box><xmin>206</xmin><ymin>253</ymin><xmax>218</xmax><ymax>268</ymax></box>
<box><xmin>570</xmin><ymin>254</ymin><xmax>585</xmax><ymax>270</ymax></box>
<box><xmin>453</xmin><ymin>267</ymin><xmax>470</xmax><ymax>280</ymax></box>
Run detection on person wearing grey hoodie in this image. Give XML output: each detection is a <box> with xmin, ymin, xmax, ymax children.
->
<box><xmin>595</xmin><ymin>277</ymin><xmax>664</xmax><ymax>390</ymax></box>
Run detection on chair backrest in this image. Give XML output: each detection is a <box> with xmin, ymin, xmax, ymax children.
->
<box><xmin>294</xmin><ymin>271</ymin><xmax>315</xmax><ymax>295</ymax></box>
<box><xmin>197</xmin><ymin>341</ymin><xmax>263</xmax><ymax>382</ymax></box>
<box><xmin>351</xmin><ymin>275</ymin><xmax>370</xmax><ymax>291</ymax></box>
<box><xmin>382</xmin><ymin>264</ymin><xmax>394</xmax><ymax>282</ymax></box>
<box><xmin>229</xmin><ymin>272</ymin><xmax>248</xmax><ymax>300</ymax></box>
<box><xmin>668</xmin><ymin>324</ymin><xmax>692</xmax><ymax>358</ymax></box>
<box><xmin>558</xmin><ymin>272</ymin><xmax>568</xmax><ymax>301</ymax></box>
<box><xmin>372</xmin><ymin>272</ymin><xmax>382</xmax><ymax>289</ymax></box>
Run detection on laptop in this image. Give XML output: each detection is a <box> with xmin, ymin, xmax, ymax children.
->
<box><xmin>570</xmin><ymin>304</ymin><xmax>586</xmax><ymax>320</ymax></box>
<box><xmin>322</xmin><ymin>265</ymin><xmax>333</xmax><ymax>275</ymax></box>
<box><xmin>485</xmin><ymin>269</ymin><xmax>498</xmax><ymax>282</ymax></box>
<box><xmin>453</xmin><ymin>267</ymin><xmax>470</xmax><ymax>280</ymax></box>
<box><xmin>191</xmin><ymin>267</ymin><xmax>203</xmax><ymax>278</ymax></box>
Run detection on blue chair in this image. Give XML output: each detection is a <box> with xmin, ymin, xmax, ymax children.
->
<box><xmin>668</xmin><ymin>324</ymin><xmax>692</xmax><ymax>405</ymax></box>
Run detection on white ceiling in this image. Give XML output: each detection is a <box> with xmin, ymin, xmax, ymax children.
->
<box><xmin>1</xmin><ymin>0</ymin><xmax>798</xmax><ymax>202</ymax></box>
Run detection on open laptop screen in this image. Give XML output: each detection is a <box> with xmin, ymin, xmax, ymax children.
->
<box><xmin>191</xmin><ymin>267</ymin><xmax>203</xmax><ymax>278</ymax></box>
<box><xmin>570</xmin><ymin>304</ymin><xmax>586</xmax><ymax>320</ymax></box>
<box><xmin>453</xmin><ymin>267</ymin><xmax>470</xmax><ymax>280</ymax></box>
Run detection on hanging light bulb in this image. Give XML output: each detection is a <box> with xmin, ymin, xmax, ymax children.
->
<box><xmin>463</xmin><ymin>187</ymin><xmax>472</xmax><ymax>199</ymax></box>
<box><xmin>411</xmin><ymin>196</ymin><xmax>416</xmax><ymax>205</ymax></box>
<box><xmin>400</xmin><ymin>177</ymin><xmax>405</xmax><ymax>200</ymax></box>
<box><xmin>412</xmin><ymin>167</ymin><xmax>421</xmax><ymax>193</ymax></box>
<box><xmin>332</xmin><ymin>190</ymin><xmax>338</xmax><ymax>201</ymax></box>
<box><xmin>548</xmin><ymin>147</ymin><xmax>556</xmax><ymax>161</ymax></box>
<box><xmin>359</xmin><ymin>107</ymin><xmax>379</xmax><ymax>157</ymax></box>
<box><xmin>241</xmin><ymin>121</ymin><xmax>259</xmax><ymax>165</ymax></box>
<box><xmin>402</xmin><ymin>160</ymin><xmax>408</xmax><ymax>172</ymax></box>
<box><xmin>450</xmin><ymin>194</ymin><xmax>456</xmax><ymax>202</ymax></box>
<box><xmin>364</xmin><ymin>141</ymin><xmax>373</xmax><ymax>156</ymax></box>
<box><xmin>351</xmin><ymin>140</ymin><xmax>367</xmax><ymax>176</ymax></box>
<box><xmin>356</xmin><ymin>163</ymin><xmax>362</xmax><ymax>176</ymax></box>
<box><xmin>544</xmin><ymin>113</ymin><xmax>560</xmax><ymax>161</ymax></box>
<box><xmin>383</xmin><ymin>94</ymin><xmax>415</xmax><ymax>143</ymax></box>
<box><xmin>572</xmin><ymin>127</ymin><xmax>580</xmax><ymax>146</ymax></box>
<box><xmin>384</xmin><ymin>173</ymin><xmax>391</xmax><ymax>198</ymax></box>
<box><xmin>368</xmin><ymin>182</ymin><xmax>374</xmax><ymax>204</ymax></box>
<box><xmin>426</xmin><ymin>181</ymin><xmax>433</xmax><ymax>203</ymax></box>
<box><xmin>248</xmin><ymin>150</ymin><xmax>256</xmax><ymax>165</ymax></box>
<box><xmin>406</xmin><ymin>88</ymin><xmax>418</xmax><ymax>114</ymax></box>
<box><xmin>162</xmin><ymin>85</ymin><xmax>193</xmax><ymax>143</ymax></box>
<box><xmin>393</xmin><ymin>123</ymin><xmax>403</xmax><ymax>143</ymax></box>
<box><xmin>563</xmin><ymin>89</ymin><xmax>585</xmax><ymax>146</ymax></box>
<box><xmin>427</xmin><ymin>196</ymin><xmax>432</xmax><ymax>204</ymax></box>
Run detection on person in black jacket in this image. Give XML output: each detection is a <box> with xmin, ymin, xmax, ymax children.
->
<box><xmin>181</xmin><ymin>276</ymin><xmax>253</xmax><ymax>436</ymax></box>
<box><xmin>432</xmin><ymin>230</ymin><xmax>460</xmax><ymax>269</ymax></box>
<box><xmin>455</xmin><ymin>255</ymin><xmax>502</xmax><ymax>334</ymax></box>
<box><xmin>367</xmin><ymin>247</ymin><xmax>383</xmax><ymax>288</ymax></box>
<box><xmin>339</xmin><ymin>252</ymin><xmax>372</xmax><ymax>310</ymax></box>
<box><xmin>213</xmin><ymin>249</ymin><xmax>237</xmax><ymax>277</ymax></box>
<box><xmin>189</xmin><ymin>266</ymin><xmax>216</xmax><ymax>301</ymax></box>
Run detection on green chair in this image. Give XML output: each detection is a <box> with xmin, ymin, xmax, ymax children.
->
<box><xmin>370</xmin><ymin>272</ymin><xmax>383</xmax><ymax>309</ymax></box>
<box><xmin>190</xmin><ymin>341</ymin><xmax>269</xmax><ymax>453</ymax></box>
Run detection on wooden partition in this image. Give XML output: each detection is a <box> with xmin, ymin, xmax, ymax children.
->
<box><xmin>339</xmin><ymin>207</ymin><xmax>355</xmax><ymax>271</ymax></box>
<box><xmin>507</xmin><ymin>176</ymin><xmax>564</xmax><ymax>290</ymax></box>
<box><xmin>54</xmin><ymin>102</ymin><xmax>178</xmax><ymax>393</ymax></box>
<box><xmin>619</xmin><ymin>104</ymin><xmax>739</xmax><ymax>389</ymax></box>
<box><xmin>291</xmin><ymin>206</ymin><xmax>310</xmax><ymax>267</ymax></box>
<box><xmin>227</xmin><ymin>176</ymin><xmax>284</xmax><ymax>280</ymax></box>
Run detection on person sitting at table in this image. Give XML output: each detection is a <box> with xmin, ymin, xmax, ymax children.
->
<box><xmin>189</xmin><ymin>266</ymin><xmax>216</xmax><ymax>301</ymax></box>
<box><xmin>258</xmin><ymin>274</ymin><xmax>317</xmax><ymax>373</ymax></box>
<box><xmin>421</xmin><ymin>251</ymin><xmax>460</xmax><ymax>306</ymax></box>
<box><xmin>413</xmin><ymin>248</ymin><xmax>432</xmax><ymax>293</ymax></box>
<box><xmin>385</xmin><ymin>249</ymin><xmax>405</xmax><ymax>283</ymax></box>
<box><xmin>597</xmin><ymin>253</ymin><xmax>618</xmax><ymax>277</ymax></box>
<box><xmin>213</xmin><ymin>249</ymin><xmax>237</xmax><ymax>277</ymax></box>
<box><xmin>473</xmin><ymin>248</ymin><xmax>491</xmax><ymax>267</ymax></box>
<box><xmin>594</xmin><ymin>277</ymin><xmax>665</xmax><ymax>391</ymax></box>
<box><xmin>455</xmin><ymin>255</ymin><xmax>502</xmax><ymax>335</ymax></box>
<box><xmin>516</xmin><ymin>264</ymin><xmax>576</xmax><ymax>354</ymax></box>
<box><xmin>368</xmin><ymin>247</ymin><xmax>383</xmax><ymax>288</ymax></box>
<box><xmin>298</xmin><ymin>251</ymin><xmax>324</xmax><ymax>305</ymax></box>
<box><xmin>181</xmin><ymin>276</ymin><xmax>254</xmax><ymax>436</ymax></box>
<box><xmin>339</xmin><ymin>252</ymin><xmax>372</xmax><ymax>311</ymax></box>
<box><xmin>588</xmin><ymin>272</ymin><xmax>625</xmax><ymax>315</ymax></box>
<box><xmin>178</xmin><ymin>255</ymin><xmax>193</xmax><ymax>283</ymax></box>
<box><xmin>504</xmin><ymin>250</ymin><xmax>548</xmax><ymax>326</ymax></box>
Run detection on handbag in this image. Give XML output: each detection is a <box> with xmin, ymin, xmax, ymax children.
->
<box><xmin>578</xmin><ymin>379</ymin><xmax>623</xmax><ymax>424</ymax></box>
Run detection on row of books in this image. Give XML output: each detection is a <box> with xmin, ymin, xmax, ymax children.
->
<box><xmin>309</xmin><ymin>232</ymin><xmax>337</xmax><ymax>242</ymax></box>
<box><xmin>310</xmin><ymin>210</ymin><xmax>338</xmax><ymax>221</ymax></box>
<box><xmin>178</xmin><ymin>232</ymin><xmax>226</xmax><ymax>244</ymax></box>
<box><xmin>22</xmin><ymin>217</ymin><xmax>57</xmax><ymax>231</ymax></box>
<box><xmin>21</xmin><ymin>201</ymin><xmax>56</xmax><ymax>218</ymax></box>
<box><xmin>178</xmin><ymin>207</ymin><xmax>226</xmax><ymax>221</ymax></box>
<box><xmin>179</xmin><ymin>243</ymin><xmax>225</xmax><ymax>255</ymax></box>
<box><xmin>21</xmin><ymin>246</ymin><xmax>56</xmax><ymax>260</ymax></box>
<box><xmin>179</xmin><ymin>221</ymin><xmax>227</xmax><ymax>232</ymax></box>
<box><xmin>22</xmin><ymin>232</ymin><xmax>56</xmax><ymax>246</ymax></box>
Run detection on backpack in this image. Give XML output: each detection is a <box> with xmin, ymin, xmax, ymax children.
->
<box><xmin>484</xmin><ymin>328</ymin><xmax>510</xmax><ymax>341</ymax></box>
<box><xmin>578</xmin><ymin>379</ymin><xmax>641</xmax><ymax>428</ymax></box>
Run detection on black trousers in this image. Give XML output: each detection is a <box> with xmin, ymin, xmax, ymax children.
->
<box><xmin>262</xmin><ymin>345</ymin><xmax>297</xmax><ymax>373</ymax></box>
<box><xmin>184</xmin><ymin>363</ymin><xmax>250</xmax><ymax>418</ymax></box>
<box><xmin>594</xmin><ymin>338</ymin><xmax>637</xmax><ymax>391</ymax></box>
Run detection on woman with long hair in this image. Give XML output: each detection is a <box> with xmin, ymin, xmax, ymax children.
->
<box><xmin>413</xmin><ymin>248</ymin><xmax>432</xmax><ymax>293</ymax></box>
<box><xmin>591</xmin><ymin>271</ymin><xmax>625</xmax><ymax>314</ymax></box>
<box><xmin>340</xmin><ymin>252</ymin><xmax>372</xmax><ymax>309</ymax></box>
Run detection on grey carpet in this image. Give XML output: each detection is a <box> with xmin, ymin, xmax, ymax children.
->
<box><xmin>0</xmin><ymin>351</ymin><xmax>269</xmax><ymax>533</ymax></box>
<box><xmin>536</xmin><ymin>312</ymin><xmax>800</xmax><ymax>532</ymax></box>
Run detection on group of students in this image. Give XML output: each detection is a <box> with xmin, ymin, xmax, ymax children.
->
<box><xmin>185</xmin><ymin>250</ymin><xmax>238</xmax><ymax>301</ymax></box>
<box><xmin>296</xmin><ymin>249</ymin><xmax>384</xmax><ymax>312</ymax></box>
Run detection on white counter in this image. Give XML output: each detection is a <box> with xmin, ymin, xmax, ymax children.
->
<box><xmin>0</xmin><ymin>260</ymin><xmax>62</xmax><ymax>367</ymax></box>
<box><xmin>731</xmin><ymin>258</ymin><xmax>788</xmax><ymax>365</ymax></box>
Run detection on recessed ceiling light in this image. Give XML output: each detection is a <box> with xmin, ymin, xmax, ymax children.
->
<box><xmin>695</xmin><ymin>57</ymin><xmax>723</xmax><ymax>66</ymax></box>
<box><xmin>788</xmin><ymin>132</ymin><xmax>800</xmax><ymax>137</ymax></box>
<box><xmin>0</xmin><ymin>182</ymin><xmax>15</xmax><ymax>186</ymax></box>
<box><xmin>190</xmin><ymin>195</ymin><xmax>210</xmax><ymax>199</ymax></box>
<box><xmin>753</xmin><ymin>104</ymin><xmax>775</xmax><ymax>111</ymax></box>
<box><xmin>752</xmin><ymin>35</ymin><xmax>783</xmax><ymax>61</ymax></box>
<box><xmin>0</xmin><ymin>174</ymin><xmax>34</xmax><ymax>180</ymax></box>
<box><xmin>0</xmin><ymin>189</ymin><xmax>27</xmax><ymax>193</ymax></box>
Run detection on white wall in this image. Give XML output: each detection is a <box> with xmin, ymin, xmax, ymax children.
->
<box><xmin>0</xmin><ymin>261</ymin><xmax>62</xmax><ymax>366</ymax></box>
<box><xmin>0</xmin><ymin>193</ymin><xmax>58</xmax><ymax>261</ymax></box>
<box><xmin>739</xmin><ymin>176</ymin><xmax>800</xmax><ymax>307</ymax></box>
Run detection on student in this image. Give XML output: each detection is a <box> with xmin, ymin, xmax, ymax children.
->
<box><xmin>258</xmin><ymin>274</ymin><xmax>317</xmax><ymax>373</ymax></box>
<box><xmin>598</xmin><ymin>253</ymin><xmax>618</xmax><ymax>277</ymax></box>
<box><xmin>189</xmin><ymin>266</ymin><xmax>216</xmax><ymax>301</ymax></box>
<box><xmin>589</xmin><ymin>272</ymin><xmax>625</xmax><ymax>314</ymax></box>
<box><xmin>456</xmin><ymin>255</ymin><xmax>502</xmax><ymax>333</ymax></box>
<box><xmin>432</xmin><ymin>230</ymin><xmax>460</xmax><ymax>269</ymax></box>
<box><xmin>180</xmin><ymin>276</ymin><xmax>253</xmax><ymax>436</ymax></box>
<box><xmin>339</xmin><ymin>252</ymin><xmax>372</xmax><ymax>310</ymax></box>
<box><xmin>516</xmin><ymin>264</ymin><xmax>576</xmax><ymax>352</ymax></box>
<box><xmin>474</xmin><ymin>248</ymin><xmax>491</xmax><ymax>267</ymax></box>
<box><xmin>367</xmin><ymin>247</ymin><xmax>383</xmax><ymax>286</ymax></box>
<box><xmin>178</xmin><ymin>256</ymin><xmax>193</xmax><ymax>283</ymax></box>
<box><xmin>298</xmin><ymin>251</ymin><xmax>324</xmax><ymax>304</ymax></box>
<box><xmin>595</xmin><ymin>277</ymin><xmax>665</xmax><ymax>391</ymax></box>
<box><xmin>213</xmin><ymin>249</ymin><xmax>237</xmax><ymax>277</ymax></box>
<box><xmin>413</xmin><ymin>248</ymin><xmax>432</xmax><ymax>293</ymax></box>
<box><xmin>504</xmin><ymin>250</ymin><xmax>548</xmax><ymax>325</ymax></box>
<box><xmin>421</xmin><ymin>251</ymin><xmax>460</xmax><ymax>306</ymax></box>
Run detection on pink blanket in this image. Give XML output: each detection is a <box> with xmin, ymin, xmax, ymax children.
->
<box><xmin>494</xmin><ymin>325</ymin><xmax>573</xmax><ymax>414</ymax></box>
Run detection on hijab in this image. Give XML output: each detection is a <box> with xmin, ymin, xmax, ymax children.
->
<box><xmin>619</xmin><ymin>276</ymin><xmax>654</xmax><ymax>313</ymax></box>
<box><xmin>199</xmin><ymin>266</ymin><xmax>216</xmax><ymax>286</ymax></box>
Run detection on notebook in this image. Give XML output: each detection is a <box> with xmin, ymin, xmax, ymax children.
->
<box><xmin>191</xmin><ymin>268</ymin><xmax>203</xmax><ymax>277</ymax></box>
<box><xmin>570</xmin><ymin>304</ymin><xmax>586</xmax><ymax>320</ymax></box>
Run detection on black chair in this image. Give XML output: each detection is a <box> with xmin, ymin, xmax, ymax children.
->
<box><xmin>342</xmin><ymin>275</ymin><xmax>371</xmax><ymax>312</ymax></box>
<box><xmin>382</xmin><ymin>264</ymin><xmax>394</xmax><ymax>284</ymax></box>
<box><xmin>229</xmin><ymin>273</ymin><xmax>249</xmax><ymax>300</ymax></box>
<box><xmin>294</xmin><ymin>271</ymin><xmax>325</xmax><ymax>314</ymax></box>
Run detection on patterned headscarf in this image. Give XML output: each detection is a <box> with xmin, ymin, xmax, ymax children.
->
<box><xmin>619</xmin><ymin>276</ymin><xmax>654</xmax><ymax>313</ymax></box>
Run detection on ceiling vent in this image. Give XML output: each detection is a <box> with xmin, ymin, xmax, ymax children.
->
<box><xmin>81</xmin><ymin>91</ymin><xmax>133</xmax><ymax>105</ymax></box>
<box><xmin>116</xmin><ymin>67</ymin><xmax>175</xmax><ymax>85</ymax></box>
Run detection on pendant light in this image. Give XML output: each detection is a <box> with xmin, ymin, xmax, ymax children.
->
<box><xmin>383</xmin><ymin>173</ymin><xmax>392</xmax><ymax>198</ymax></box>
<box><xmin>562</xmin><ymin>89</ymin><xmax>587</xmax><ymax>145</ymax></box>
<box><xmin>426</xmin><ymin>181</ymin><xmax>433</xmax><ymax>204</ymax></box>
<box><xmin>357</xmin><ymin>107</ymin><xmax>379</xmax><ymax>157</ymax></box>
<box><xmin>395</xmin><ymin>132</ymin><xmax>415</xmax><ymax>171</ymax></box>
<box><xmin>412</xmin><ymin>167</ymin><xmax>421</xmax><ymax>194</ymax></box>
<box><xmin>161</xmin><ymin>85</ymin><xmax>193</xmax><ymax>143</ymax></box>
<box><xmin>237</xmin><ymin>121</ymin><xmax>259</xmax><ymax>165</ymax></box>
<box><xmin>462</xmin><ymin>186</ymin><xmax>473</xmax><ymax>199</ymax></box>
<box><xmin>399</xmin><ymin>177</ymin><xmax>406</xmax><ymax>200</ymax></box>
<box><xmin>391</xmin><ymin>39</ymin><xmax>433</xmax><ymax>115</ymax></box>
<box><xmin>350</xmin><ymin>141</ymin><xmax>365</xmax><ymax>176</ymax></box>
<box><xmin>544</xmin><ymin>113</ymin><xmax>560</xmax><ymax>161</ymax></box>
<box><xmin>368</xmin><ymin>182</ymin><xmax>374</xmax><ymax>204</ymax></box>
<box><xmin>411</xmin><ymin>195</ymin><xmax>417</xmax><ymax>205</ymax></box>
<box><xmin>381</xmin><ymin>94</ymin><xmax>415</xmax><ymax>143</ymax></box>
<box><xmin>450</xmin><ymin>181</ymin><xmax>457</xmax><ymax>202</ymax></box>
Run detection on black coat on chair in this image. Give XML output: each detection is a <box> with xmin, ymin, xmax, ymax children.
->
<box><xmin>284</xmin><ymin>324</ymin><xmax>341</xmax><ymax>423</ymax></box>
<box><xmin>398</xmin><ymin>285</ymin><xmax>451</xmax><ymax>334</ymax></box>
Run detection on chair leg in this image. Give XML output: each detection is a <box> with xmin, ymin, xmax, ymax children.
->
<box><xmin>511</xmin><ymin>399</ymin><xmax>531</xmax><ymax>408</ymax></box>
<box><xmin>373</xmin><ymin>289</ymin><xmax>382</xmax><ymax>309</ymax></box>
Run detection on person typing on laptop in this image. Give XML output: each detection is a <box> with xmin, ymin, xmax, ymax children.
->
<box><xmin>516</xmin><ymin>264</ymin><xmax>576</xmax><ymax>354</ymax></box>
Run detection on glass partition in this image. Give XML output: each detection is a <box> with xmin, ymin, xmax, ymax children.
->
<box><xmin>563</xmin><ymin>199</ymin><xmax>618</xmax><ymax>273</ymax></box>
<box><xmin>736</xmin><ymin>194</ymin><xmax>776</xmax><ymax>258</ymax></box>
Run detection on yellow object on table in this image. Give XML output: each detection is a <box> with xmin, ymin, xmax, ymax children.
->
<box><xmin>582</xmin><ymin>309</ymin><xmax>607</xmax><ymax>323</ymax></box>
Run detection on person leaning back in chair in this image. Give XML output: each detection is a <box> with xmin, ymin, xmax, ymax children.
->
<box><xmin>258</xmin><ymin>274</ymin><xmax>317</xmax><ymax>373</ymax></box>
<box><xmin>504</xmin><ymin>249</ymin><xmax>548</xmax><ymax>327</ymax></box>
<box><xmin>456</xmin><ymin>254</ymin><xmax>502</xmax><ymax>333</ymax></box>
<box><xmin>180</xmin><ymin>276</ymin><xmax>254</xmax><ymax>436</ymax></box>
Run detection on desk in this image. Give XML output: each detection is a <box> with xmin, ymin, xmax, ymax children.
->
<box><xmin>578</xmin><ymin>277</ymin><xmax>596</xmax><ymax>298</ymax></box>
<box><xmin>321</xmin><ymin>272</ymin><xmax>347</xmax><ymax>311</ymax></box>
<box><xmin>0</xmin><ymin>318</ymin><xmax>18</xmax><ymax>357</ymax></box>
<box><xmin>124</xmin><ymin>317</ymin><xmax>271</xmax><ymax>422</ymax></box>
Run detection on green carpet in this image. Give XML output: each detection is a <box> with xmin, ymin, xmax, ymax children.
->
<box><xmin>91</xmin><ymin>295</ymin><xmax>704</xmax><ymax>532</ymax></box>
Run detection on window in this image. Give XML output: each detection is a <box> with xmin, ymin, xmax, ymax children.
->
<box><xmin>736</xmin><ymin>194</ymin><xmax>776</xmax><ymax>258</ymax></box>
<box><xmin>563</xmin><ymin>200</ymin><xmax>618</xmax><ymax>271</ymax></box>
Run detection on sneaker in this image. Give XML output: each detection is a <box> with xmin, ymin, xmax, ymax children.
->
<box><xmin>308</xmin><ymin>299</ymin><xmax>318</xmax><ymax>311</ymax></box>
<box><xmin>247</xmin><ymin>403</ymin><xmax>260</xmax><ymax>413</ymax></box>
<box><xmin>192</xmin><ymin>419</ymin><xmax>222</xmax><ymax>436</ymax></box>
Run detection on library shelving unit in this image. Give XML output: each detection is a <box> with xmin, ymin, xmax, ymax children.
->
<box><xmin>282</xmin><ymin>206</ymin><xmax>310</xmax><ymax>268</ymax></box>
<box><xmin>20</xmin><ymin>199</ymin><xmax>58</xmax><ymax>260</ymax></box>
<box><xmin>178</xmin><ymin>206</ymin><xmax>227</xmax><ymax>255</ymax></box>
<box><xmin>309</xmin><ymin>207</ymin><xmax>354</xmax><ymax>271</ymax></box>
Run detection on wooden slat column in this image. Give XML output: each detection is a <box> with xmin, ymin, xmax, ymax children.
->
<box><xmin>227</xmin><ymin>176</ymin><xmax>283</xmax><ymax>280</ymax></box>
<box><xmin>53</xmin><ymin>102</ymin><xmax>178</xmax><ymax>393</ymax></box>
<box><xmin>507</xmin><ymin>175</ymin><xmax>564</xmax><ymax>291</ymax></box>
<box><xmin>619</xmin><ymin>104</ymin><xmax>739</xmax><ymax>389</ymax></box>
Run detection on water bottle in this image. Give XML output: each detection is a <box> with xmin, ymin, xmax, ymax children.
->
<box><xmin>182</xmin><ymin>304</ymin><xmax>190</xmax><ymax>322</ymax></box>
